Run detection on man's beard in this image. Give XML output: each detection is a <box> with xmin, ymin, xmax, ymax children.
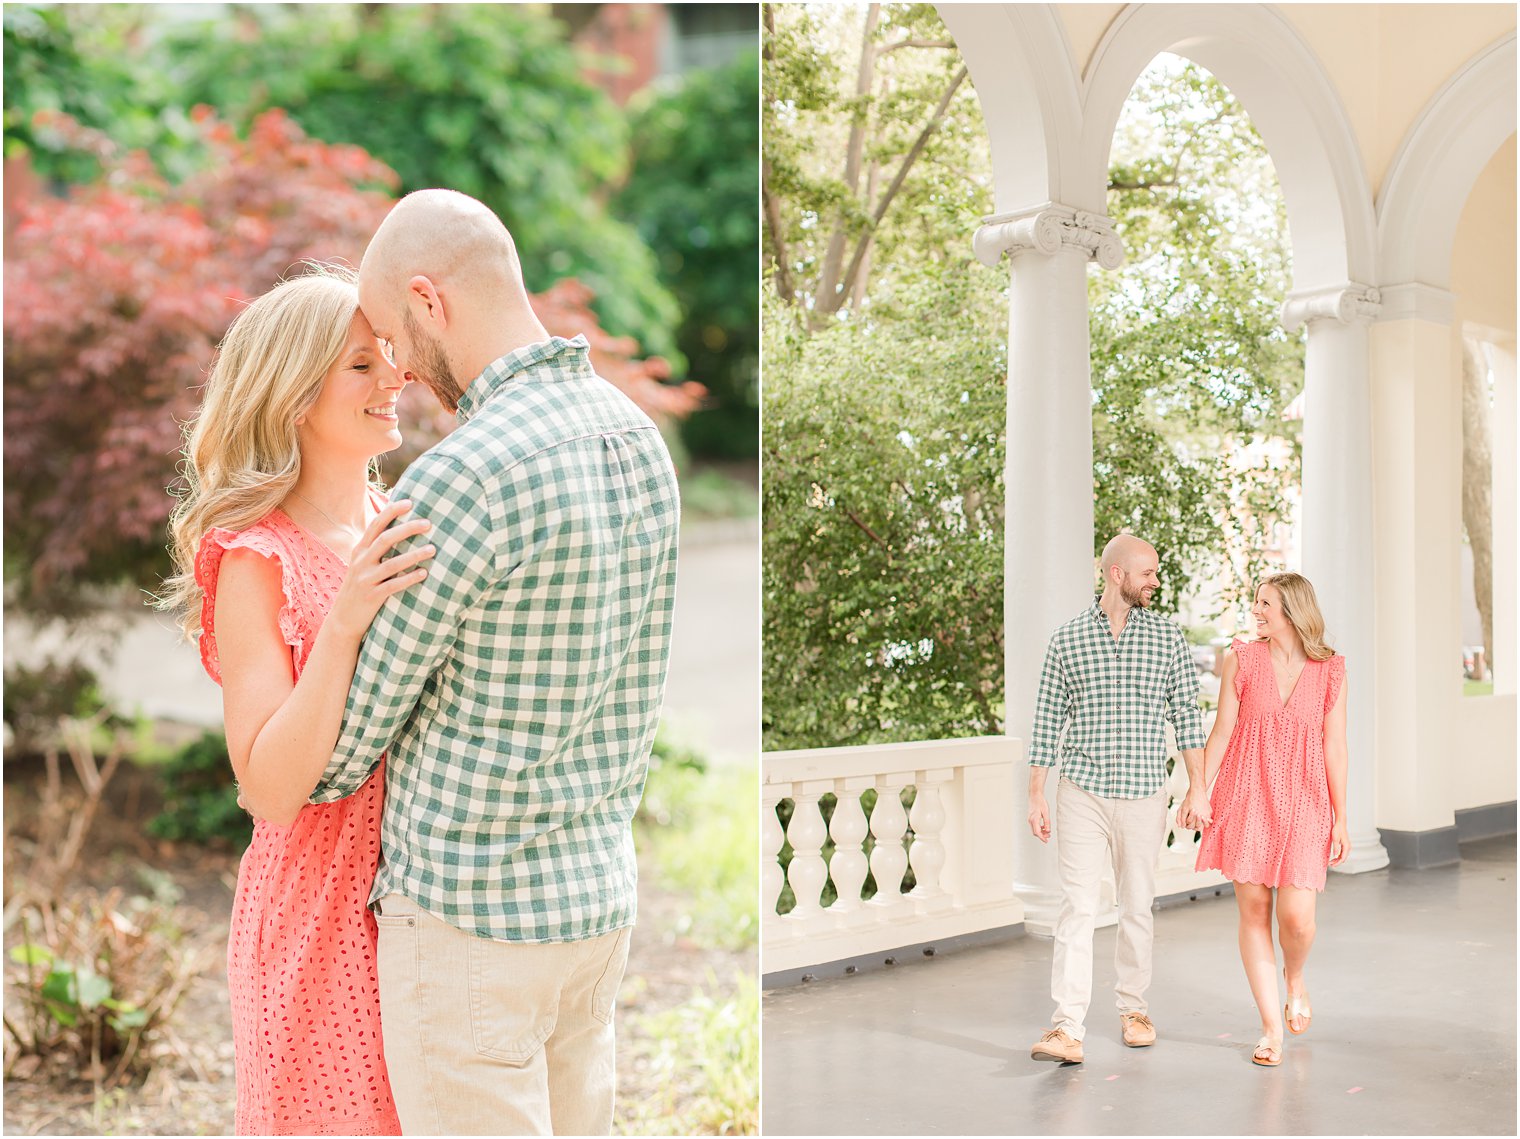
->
<box><xmin>402</xmin><ymin>309</ymin><xmax>465</xmax><ymax>413</ymax></box>
<box><xmin>1120</xmin><ymin>574</ymin><xmax>1153</xmax><ymax>608</ymax></box>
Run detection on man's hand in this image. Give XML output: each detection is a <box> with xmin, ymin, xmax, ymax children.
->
<box><xmin>1028</xmin><ymin>793</ymin><xmax>1052</xmax><ymax>843</ymax></box>
<box><xmin>235</xmin><ymin>785</ymin><xmax>266</xmax><ymax>823</ymax></box>
<box><xmin>1176</xmin><ymin>788</ymin><xmax>1211</xmax><ymax>831</ymax></box>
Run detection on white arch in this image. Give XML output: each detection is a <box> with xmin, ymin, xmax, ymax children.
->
<box><xmin>937</xmin><ymin>4</ymin><xmax>1083</xmax><ymax>213</ymax></box>
<box><xmin>1081</xmin><ymin>3</ymin><xmax>1377</xmax><ymax>291</ymax></box>
<box><xmin>1378</xmin><ymin>33</ymin><xmax>1517</xmax><ymax>293</ymax></box>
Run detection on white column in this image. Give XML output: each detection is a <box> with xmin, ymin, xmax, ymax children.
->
<box><xmin>1369</xmin><ymin>284</ymin><xmax>1463</xmax><ymax>837</ymax></box>
<box><xmin>1486</xmin><ymin>341</ymin><xmax>1516</xmax><ymax>695</ymax></box>
<box><xmin>975</xmin><ymin>204</ymin><xmax>1123</xmax><ymax>930</ymax></box>
<box><xmin>1283</xmin><ymin>283</ymin><xmax>1390</xmax><ymax>873</ymax></box>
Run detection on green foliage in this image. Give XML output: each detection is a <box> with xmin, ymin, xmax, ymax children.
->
<box><xmin>156</xmin><ymin>4</ymin><xmax>680</xmax><ymax>360</ymax></box>
<box><xmin>761</xmin><ymin>268</ymin><xmax>1006</xmax><ymax>750</ymax></box>
<box><xmin>1091</xmin><ymin>59</ymin><xmax>1302</xmax><ymax>611</ymax></box>
<box><xmin>619</xmin><ymin>52</ymin><xmax>761</xmax><ymax>459</ymax></box>
<box><xmin>145</xmin><ymin>731</ymin><xmax>251</xmax><ymax>849</ymax></box>
<box><xmin>636</xmin><ymin>738</ymin><xmax>757</xmax><ymax>952</ymax></box>
<box><xmin>5</xmin><ymin>890</ymin><xmax>201</xmax><ymax>1083</ymax></box>
<box><xmin>1</xmin><ymin>6</ymin><xmax>197</xmax><ymax>185</ymax></box>
<box><xmin>679</xmin><ymin>468</ymin><xmax>759</xmax><ymax>521</ymax></box>
<box><xmin>622</xmin><ymin>968</ymin><xmax>759</xmax><ymax>1136</ymax></box>
<box><xmin>9</xmin><ymin>944</ymin><xmax>144</xmax><ymax>1035</ymax></box>
<box><xmin>2</xmin><ymin>659</ymin><xmax>112</xmax><ymax>754</ymax></box>
<box><xmin>764</xmin><ymin>3</ymin><xmax>982</xmax><ymax>318</ymax></box>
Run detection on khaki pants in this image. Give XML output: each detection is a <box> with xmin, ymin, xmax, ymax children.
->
<box><xmin>1050</xmin><ymin>779</ymin><xmax>1168</xmax><ymax>1041</ymax></box>
<box><xmin>374</xmin><ymin>893</ymin><xmax>631</xmax><ymax>1136</ymax></box>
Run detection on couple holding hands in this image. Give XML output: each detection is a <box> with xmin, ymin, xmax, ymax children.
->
<box><xmin>1026</xmin><ymin>534</ymin><xmax>1349</xmax><ymax>1070</ymax></box>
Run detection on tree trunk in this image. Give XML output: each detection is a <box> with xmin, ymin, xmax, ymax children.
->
<box><xmin>826</xmin><ymin>64</ymin><xmax>969</xmax><ymax>313</ymax></box>
<box><xmin>815</xmin><ymin>4</ymin><xmax>880</xmax><ymax>308</ymax></box>
<box><xmin>1461</xmin><ymin>339</ymin><xmax>1495</xmax><ymax>674</ymax></box>
<box><xmin>761</xmin><ymin>5</ymin><xmax>795</xmax><ymax>301</ymax></box>
<box><xmin>850</xmin><ymin>158</ymin><xmax>881</xmax><ymax>309</ymax></box>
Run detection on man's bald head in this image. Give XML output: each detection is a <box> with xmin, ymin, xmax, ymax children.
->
<box><xmin>1100</xmin><ymin>533</ymin><xmax>1157</xmax><ymax>579</ymax></box>
<box><xmin>360</xmin><ymin>189</ymin><xmax>525</xmax><ymax>308</ymax></box>
<box><xmin>1100</xmin><ymin>532</ymin><xmax>1161</xmax><ymax>609</ymax></box>
<box><xmin>356</xmin><ymin>190</ymin><xmax>549</xmax><ymax>410</ymax></box>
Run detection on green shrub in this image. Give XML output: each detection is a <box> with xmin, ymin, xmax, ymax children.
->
<box><xmin>5</xmin><ymin>888</ymin><xmax>202</xmax><ymax>1086</ymax></box>
<box><xmin>145</xmin><ymin>731</ymin><xmax>250</xmax><ymax>848</ymax></box>
<box><xmin>2</xmin><ymin>659</ymin><xmax>112</xmax><ymax>754</ymax></box>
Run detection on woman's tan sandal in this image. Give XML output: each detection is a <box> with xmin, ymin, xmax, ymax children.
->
<box><xmin>1252</xmin><ymin>1036</ymin><xmax>1283</xmax><ymax>1067</ymax></box>
<box><xmin>1285</xmin><ymin>994</ymin><xmax>1312</xmax><ymax>1035</ymax></box>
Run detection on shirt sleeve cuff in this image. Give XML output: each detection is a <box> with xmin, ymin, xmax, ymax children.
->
<box><xmin>1027</xmin><ymin>752</ymin><xmax>1057</xmax><ymax>768</ymax></box>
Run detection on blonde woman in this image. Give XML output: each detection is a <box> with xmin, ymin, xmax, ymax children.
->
<box><xmin>160</xmin><ymin>267</ymin><xmax>434</xmax><ymax>1134</ymax></box>
<box><xmin>1186</xmin><ymin>572</ymin><xmax>1348</xmax><ymax>1069</ymax></box>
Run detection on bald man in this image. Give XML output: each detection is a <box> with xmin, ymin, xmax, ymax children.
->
<box><xmin>1026</xmin><ymin>534</ymin><xmax>1207</xmax><ymax>1064</ymax></box>
<box><xmin>308</xmin><ymin>190</ymin><xmax>680</xmax><ymax>1134</ymax></box>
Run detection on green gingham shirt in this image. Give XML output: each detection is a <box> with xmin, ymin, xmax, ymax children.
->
<box><xmin>310</xmin><ymin>335</ymin><xmax>680</xmax><ymax>943</ymax></box>
<box><xmin>1028</xmin><ymin>599</ymin><xmax>1206</xmax><ymax>798</ymax></box>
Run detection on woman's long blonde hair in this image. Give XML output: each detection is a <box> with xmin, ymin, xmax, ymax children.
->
<box><xmin>1257</xmin><ymin>571</ymin><xmax>1335</xmax><ymax>661</ymax></box>
<box><xmin>159</xmin><ymin>265</ymin><xmax>369</xmax><ymax>642</ymax></box>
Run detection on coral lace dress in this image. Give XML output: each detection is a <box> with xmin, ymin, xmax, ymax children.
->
<box><xmin>196</xmin><ymin>508</ymin><xmax>399</xmax><ymax>1135</ymax></box>
<box><xmin>1195</xmin><ymin>638</ymin><xmax>1345</xmax><ymax>892</ymax></box>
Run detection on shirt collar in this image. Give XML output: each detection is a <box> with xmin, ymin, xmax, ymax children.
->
<box><xmin>1088</xmin><ymin>597</ymin><xmax>1152</xmax><ymax>627</ymax></box>
<box><xmin>456</xmin><ymin>334</ymin><xmax>593</xmax><ymax>424</ymax></box>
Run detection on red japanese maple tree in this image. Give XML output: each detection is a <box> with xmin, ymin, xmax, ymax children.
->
<box><xmin>5</xmin><ymin>109</ymin><xmax>701</xmax><ymax>614</ymax></box>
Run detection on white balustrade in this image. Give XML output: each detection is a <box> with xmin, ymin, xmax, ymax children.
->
<box><xmin>825</xmin><ymin>780</ymin><xmax>871</xmax><ymax>919</ymax></box>
<box><xmin>763</xmin><ymin>737</ymin><xmax>1025</xmax><ymax>978</ymax></box>
<box><xmin>765</xmin><ymin>718</ymin><xmax>1231</xmax><ymax>973</ymax></box>
<box><xmin>907</xmin><ymin>775</ymin><xmax>949</xmax><ymax>905</ymax></box>
<box><xmin>786</xmin><ymin>788</ymin><xmax>829</xmax><ymax>918</ymax></box>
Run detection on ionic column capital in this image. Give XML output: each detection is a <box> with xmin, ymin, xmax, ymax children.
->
<box><xmin>974</xmin><ymin>203</ymin><xmax>1125</xmax><ymax>270</ymax></box>
<box><xmin>1280</xmin><ymin>282</ymin><xmax>1382</xmax><ymax>333</ymax></box>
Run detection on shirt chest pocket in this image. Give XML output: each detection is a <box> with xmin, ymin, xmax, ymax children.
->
<box><xmin>1126</xmin><ymin>664</ymin><xmax>1166</xmax><ymax>707</ymax></box>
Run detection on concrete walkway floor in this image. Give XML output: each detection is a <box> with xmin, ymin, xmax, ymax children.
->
<box><xmin>762</xmin><ymin>836</ymin><xmax>1517</xmax><ymax>1136</ymax></box>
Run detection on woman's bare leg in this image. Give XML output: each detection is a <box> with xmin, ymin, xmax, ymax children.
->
<box><xmin>1235</xmin><ymin>882</ymin><xmax>1282</xmax><ymax>1043</ymax></box>
<box><xmin>1276</xmin><ymin>884</ymin><xmax>1318</xmax><ymax>1031</ymax></box>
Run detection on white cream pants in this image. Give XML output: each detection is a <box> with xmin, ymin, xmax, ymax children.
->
<box><xmin>374</xmin><ymin>893</ymin><xmax>631</xmax><ymax>1135</ymax></box>
<box><xmin>1049</xmin><ymin>779</ymin><xmax>1168</xmax><ymax>1041</ymax></box>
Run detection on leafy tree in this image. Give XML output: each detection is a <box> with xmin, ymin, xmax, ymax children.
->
<box><xmin>763</xmin><ymin>3</ymin><xmax>977</xmax><ymax>324</ymax></box>
<box><xmin>4</xmin><ymin>109</ymin><xmax>396</xmax><ymax>615</ymax></box>
<box><xmin>4</xmin><ymin>6</ymin><xmax>157</xmax><ymax>184</ymax></box>
<box><xmin>155</xmin><ymin>3</ymin><xmax>682</xmax><ymax>362</ymax></box>
<box><xmin>761</xmin><ymin>269</ymin><xmax>1006</xmax><ymax>749</ymax></box>
<box><xmin>618</xmin><ymin>51</ymin><xmax>761</xmax><ymax>459</ymax></box>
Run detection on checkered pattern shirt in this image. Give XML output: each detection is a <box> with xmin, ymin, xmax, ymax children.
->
<box><xmin>1027</xmin><ymin>599</ymin><xmax>1206</xmax><ymax>798</ymax></box>
<box><xmin>310</xmin><ymin>335</ymin><xmax>680</xmax><ymax>943</ymax></box>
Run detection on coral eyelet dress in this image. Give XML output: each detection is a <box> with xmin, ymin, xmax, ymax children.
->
<box><xmin>196</xmin><ymin>508</ymin><xmax>400</xmax><ymax>1135</ymax></box>
<box><xmin>1194</xmin><ymin>638</ymin><xmax>1346</xmax><ymax>892</ymax></box>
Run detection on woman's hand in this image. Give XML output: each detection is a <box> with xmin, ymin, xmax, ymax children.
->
<box><xmin>1176</xmin><ymin>788</ymin><xmax>1212</xmax><ymax>831</ymax></box>
<box><xmin>1329</xmin><ymin>821</ymin><xmax>1351</xmax><ymax>867</ymax></box>
<box><xmin>326</xmin><ymin>500</ymin><xmax>435</xmax><ymax>642</ymax></box>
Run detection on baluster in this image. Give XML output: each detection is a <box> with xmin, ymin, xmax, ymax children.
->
<box><xmin>827</xmin><ymin>778</ymin><xmax>871</xmax><ymax>915</ymax></box>
<box><xmin>762</xmin><ymin>786</ymin><xmax>791</xmax><ymax>940</ymax></box>
<box><xmin>867</xmin><ymin>774</ymin><xmax>911</xmax><ymax>908</ymax></box>
<box><xmin>786</xmin><ymin>788</ymin><xmax>829</xmax><ymax>919</ymax></box>
<box><xmin>908</xmin><ymin>772</ymin><xmax>949</xmax><ymax>905</ymax></box>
